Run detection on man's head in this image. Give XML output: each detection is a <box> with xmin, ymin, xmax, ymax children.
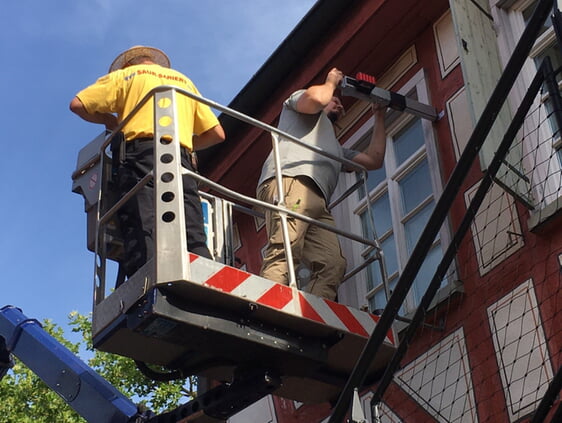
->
<box><xmin>324</xmin><ymin>96</ymin><xmax>345</xmax><ymax>123</ymax></box>
<box><xmin>109</xmin><ymin>45</ymin><xmax>171</xmax><ymax>73</ymax></box>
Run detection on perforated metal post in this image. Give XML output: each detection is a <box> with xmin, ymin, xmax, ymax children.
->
<box><xmin>153</xmin><ymin>88</ymin><xmax>191</xmax><ymax>283</ymax></box>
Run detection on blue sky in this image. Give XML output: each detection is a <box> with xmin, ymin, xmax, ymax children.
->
<box><xmin>0</xmin><ymin>0</ymin><xmax>316</xmax><ymax>337</ymax></box>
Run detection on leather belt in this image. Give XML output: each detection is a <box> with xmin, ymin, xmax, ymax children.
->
<box><xmin>124</xmin><ymin>137</ymin><xmax>194</xmax><ymax>168</ymax></box>
<box><xmin>126</xmin><ymin>137</ymin><xmax>153</xmax><ymax>150</ymax></box>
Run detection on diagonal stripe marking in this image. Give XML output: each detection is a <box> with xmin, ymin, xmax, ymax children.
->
<box><xmin>367</xmin><ymin>313</ymin><xmax>395</xmax><ymax>344</ymax></box>
<box><xmin>231</xmin><ymin>275</ymin><xmax>274</xmax><ymax>300</ymax></box>
<box><xmin>299</xmin><ymin>293</ymin><xmax>326</xmax><ymax>324</ymax></box>
<box><xmin>204</xmin><ymin>266</ymin><xmax>250</xmax><ymax>293</ymax></box>
<box><xmin>256</xmin><ymin>284</ymin><xmax>294</xmax><ymax>309</ymax></box>
<box><xmin>191</xmin><ymin>255</ymin><xmax>394</xmax><ymax>342</ymax></box>
<box><xmin>326</xmin><ymin>301</ymin><xmax>369</xmax><ymax>337</ymax></box>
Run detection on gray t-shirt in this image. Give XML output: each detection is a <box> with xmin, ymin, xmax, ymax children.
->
<box><xmin>258</xmin><ymin>90</ymin><xmax>358</xmax><ymax>201</ymax></box>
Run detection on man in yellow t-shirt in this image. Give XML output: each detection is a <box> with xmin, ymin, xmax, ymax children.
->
<box><xmin>70</xmin><ymin>46</ymin><xmax>225</xmax><ymax>281</ymax></box>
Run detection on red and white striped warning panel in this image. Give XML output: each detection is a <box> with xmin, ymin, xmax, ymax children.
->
<box><xmin>185</xmin><ymin>254</ymin><xmax>396</xmax><ymax>346</ymax></box>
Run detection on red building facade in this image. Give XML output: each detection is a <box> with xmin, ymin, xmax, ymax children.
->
<box><xmin>201</xmin><ymin>0</ymin><xmax>561</xmax><ymax>421</ymax></box>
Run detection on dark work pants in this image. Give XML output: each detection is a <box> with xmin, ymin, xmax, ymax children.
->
<box><xmin>117</xmin><ymin>139</ymin><xmax>211</xmax><ymax>279</ymax></box>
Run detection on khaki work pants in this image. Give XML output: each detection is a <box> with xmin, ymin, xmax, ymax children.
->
<box><xmin>257</xmin><ymin>176</ymin><xmax>346</xmax><ymax>301</ymax></box>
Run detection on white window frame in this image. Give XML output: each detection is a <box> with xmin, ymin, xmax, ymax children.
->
<box><xmin>338</xmin><ymin>69</ymin><xmax>453</xmax><ymax>315</ymax></box>
<box><xmin>491</xmin><ymin>0</ymin><xmax>562</xmax><ymax>214</ymax></box>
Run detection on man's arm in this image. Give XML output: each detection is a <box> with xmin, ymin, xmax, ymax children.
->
<box><xmin>192</xmin><ymin>124</ymin><xmax>226</xmax><ymax>151</ymax></box>
<box><xmin>295</xmin><ymin>67</ymin><xmax>343</xmax><ymax>114</ymax></box>
<box><xmin>351</xmin><ymin>104</ymin><xmax>387</xmax><ymax>170</ymax></box>
<box><xmin>69</xmin><ymin>97</ymin><xmax>118</xmax><ymax>130</ymax></box>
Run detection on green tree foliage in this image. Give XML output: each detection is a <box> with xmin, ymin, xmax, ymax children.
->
<box><xmin>0</xmin><ymin>312</ymin><xmax>196</xmax><ymax>422</ymax></box>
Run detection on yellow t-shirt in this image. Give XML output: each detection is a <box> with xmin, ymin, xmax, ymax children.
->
<box><xmin>76</xmin><ymin>64</ymin><xmax>219</xmax><ymax>150</ymax></box>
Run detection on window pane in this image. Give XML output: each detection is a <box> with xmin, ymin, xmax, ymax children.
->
<box><xmin>525</xmin><ymin>1</ymin><xmax>562</xmax><ymax>166</ymax></box>
<box><xmin>367</xmin><ymin>234</ymin><xmax>398</xmax><ymax>288</ymax></box>
<box><xmin>366</xmin><ymin>166</ymin><xmax>386</xmax><ymax>193</ymax></box>
<box><xmin>369</xmin><ymin>289</ymin><xmax>387</xmax><ymax>313</ymax></box>
<box><xmin>368</xmin><ymin>277</ymin><xmax>403</xmax><ymax>314</ymax></box>
<box><xmin>357</xmin><ymin>162</ymin><xmax>387</xmax><ymax>199</ymax></box>
<box><xmin>373</xmin><ymin>192</ymin><xmax>392</xmax><ymax>235</ymax></box>
<box><xmin>380</xmin><ymin>235</ymin><xmax>398</xmax><ymax>278</ymax></box>
<box><xmin>533</xmin><ymin>43</ymin><xmax>562</xmax><ymax>140</ymax></box>
<box><xmin>404</xmin><ymin>200</ymin><xmax>435</xmax><ymax>253</ymax></box>
<box><xmin>534</xmin><ymin>43</ymin><xmax>562</xmax><ymax>83</ymax></box>
<box><xmin>394</xmin><ymin>119</ymin><xmax>424</xmax><ymax>166</ymax></box>
<box><xmin>399</xmin><ymin>159</ymin><xmax>432</xmax><ymax>215</ymax></box>
<box><xmin>361</xmin><ymin>192</ymin><xmax>392</xmax><ymax>237</ymax></box>
<box><xmin>523</xmin><ymin>1</ymin><xmax>551</xmax><ymax>36</ymax></box>
<box><xmin>412</xmin><ymin>244</ymin><xmax>443</xmax><ymax>305</ymax></box>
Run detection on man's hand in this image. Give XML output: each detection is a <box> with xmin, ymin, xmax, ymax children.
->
<box><xmin>326</xmin><ymin>67</ymin><xmax>344</xmax><ymax>89</ymax></box>
<box><xmin>296</xmin><ymin>67</ymin><xmax>345</xmax><ymax>114</ymax></box>
<box><xmin>371</xmin><ymin>102</ymin><xmax>387</xmax><ymax>116</ymax></box>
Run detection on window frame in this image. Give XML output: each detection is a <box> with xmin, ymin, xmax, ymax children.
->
<box><xmin>492</xmin><ymin>0</ymin><xmax>562</xmax><ymax>216</ymax></box>
<box><xmin>338</xmin><ymin>69</ymin><xmax>454</xmax><ymax>315</ymax></box>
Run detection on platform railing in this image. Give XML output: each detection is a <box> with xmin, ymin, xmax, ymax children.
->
<box><xmin>173</xmin><ymin>85</ymin><xmax>386</xmax><ymax>289</ymax></box>
<box><xmin>75</xmin><ymin>84</ymin><xmax>389</xmax><ymax>306</ymax></box>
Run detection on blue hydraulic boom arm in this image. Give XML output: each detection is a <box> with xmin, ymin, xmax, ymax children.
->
<box><xmin>0</xmin><ymin>305</ymin><xmax>143</xmax><ymax>423</ymax></box>
<box><xmin>0</xmin><ymin>305</ymin><xmax>276</xmax><ymax>423</ymax></box>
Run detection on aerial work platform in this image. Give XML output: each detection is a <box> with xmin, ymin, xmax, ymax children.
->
<box><xmin>92</xmin><ymin>253</ymin><xmax>396</xmax><ymax>404</ymax></box>
<box><xmin>71</xmin><ymin>85</ymin><xmax>398</xmax><ymax>407</ymax></box>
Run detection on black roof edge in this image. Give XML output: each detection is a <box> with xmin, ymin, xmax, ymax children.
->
<box><xmin>219</xmin><ymin>0</ymin><xmax>359</xmax><ymax>137</ymax></box>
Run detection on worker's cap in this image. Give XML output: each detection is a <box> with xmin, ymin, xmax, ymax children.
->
<box><xmin>109</xmin><ymin>45</ymin><xmax>171</xmax><ymax>73</ymax></box>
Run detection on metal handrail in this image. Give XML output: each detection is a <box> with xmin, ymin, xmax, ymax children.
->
<box><xmin>91</xmin><ymin>84</ymin><xmax>387</xmax><ymax>301</ymax></box>
<box><xmin>184</xmin><ymin>168</ymin><xmax>378</xmax><ymax>247</ymax></box>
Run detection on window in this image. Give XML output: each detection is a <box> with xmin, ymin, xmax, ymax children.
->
<box><xmin>525</xmin><ymin>0</ymin><xmax>562</xmax><ymax>138</ymax></box>
<box><xmin>493</xmin><ymin>0</ymin><xmax>562</xmax><ymax>212</ymax></box>
<box><xmin>343</xmin><ymin>70</ymin><xmax>451</xmax><ymax>315</ymax></box>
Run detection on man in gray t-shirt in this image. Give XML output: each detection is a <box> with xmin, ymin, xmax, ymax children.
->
<box><xmin>257</xmin><ymin>67</ymin><xmax>387</xmax><ymax>301</ymax></box>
